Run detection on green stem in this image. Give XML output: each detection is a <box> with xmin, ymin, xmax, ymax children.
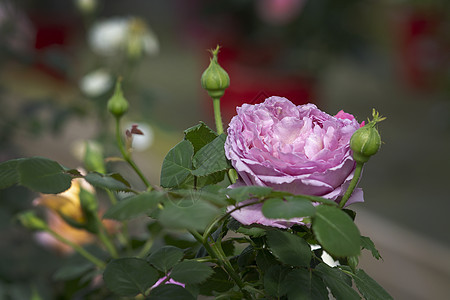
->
<box><xmin>339</xmin><ymin>162</ymin><xmax>364</xmax><ymax>208</ymax></box>
<box><xmin>95</xmin><ymin>214</ymin><xmax>119</xmax><ymax>258</ymax></box>
<box><xmin>189</xmin><ymin>229</ymin><xmax>246</xmax><ymax>292</ymax></box>
<box><xmin>137</xmin><ymin>237</ymin><xmax>154</xmax><ymax>258</ymax></box>
<box><xmin>105</xmin><ymin>189</ymin><xmax>117</xmax><ymax>206</ymax></box>
<box><xmin>115</xmin><ymin>117</ymin><xmax>152</xmax><ymax>189</ymax></box>
<box><xmin>202</xmin><ymin>216</ymin><xmax>222</xmax><ymax>241</ymax></box>
<box><xmin>218</xmin><ymin>199</ymin><xmax>264</xmax><ymax>225</ymax></box>
<box><xmin>211</xmin><ymin>241</ymin><xmax>245</xmax><ymax>290</ymax></box>
<box><xmin>105</xmin><ymin>189</ymin><xmax>132</xmax><ymax>252</ymax></box>
<box><xmin>193</xmin><ymin>257</ymin><xmax>218</xmax><ymax>264</ymax></box>
<box><xmin>212</xmin><ymin>97</ymin><xmax>224</xmax><ymax>135</ymax></box>
<box><xmin>98</xmin><ymin>227</ymin><xmax>119</xmax><ymax>258</ymax></box>
<box><xmin>46</xmin><ymin>228</ymin><xmax>106</xmax><ymax>269</ymax></box>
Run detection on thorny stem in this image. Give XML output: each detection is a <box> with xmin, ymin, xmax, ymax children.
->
<box><xmin>188</xmin><ymin>229</ymin><xmax>250</xmax><ymax>297</ymax></box>
<box><xmin>339</xmin><ymin>162</ymin><xmax>364</xmax><ymax>208</ymax></box>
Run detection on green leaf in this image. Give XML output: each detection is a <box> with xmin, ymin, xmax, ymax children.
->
<box><xmin>266</xmin><ymin>192</ymin><xmax>338</xmax><ymax>207</ymax></box>
<box><xmin>264</xmin><ymin>265</ymin><xmax>291</xmax><ymax>297</ymax></box>
<box><xmin>262</xmin><ymin>196</ymin><xmax>315</xmax><ymax>219</ymax></box>
<box><xmin>150</xmin><ymin>284</ymin><xmax>195</xmax><ymax>300</ymax></box>
<box><xmin>266</xmin><ymin>230</ymin><xmax>311</xmax><ymax>267</ymax></box>
<box><xmin>103</xmin><ymin>258</ymin><xmax>158</xmax><ymax>297</ymax></box>
<box><xmin>53</xmin><ymin>259</ymin><xmax>94</xmax><ymax>281</ymax></box>
<box><xmin>255</xmin><ymin>249</ymin><xmax>278</xmax><ymax>273</ymax></box>
<box><xmin>237</xmin><ymin>245</ymin><xmax>255</xmax><ymax>269</ymax></box>
<box><xmin>223</xmin><ymin>186</ymin><xmax>272</xmax><ymax>203</ymax></box>
<box><xmin>353</xmin><ymin>269</ymin><xmax>393</xmax><ymax>300</ymax></box>
<box><xmin>170</xmin><ymin>189</ymin><xmax>228</xmax><ymax>207</ymax></box>
<box><xmin>147</xmin><ymin>246</ymin><xmax>184</xmax><ymax>274</ymax></box>
<box><xmin>197</xmin><ymin>170</ymin><xmax>228</xmax><ymax>188</ymax></box>
<box><xmin>191</xmin><ymin>134</ymin><xmax>231</xmax><ymax>177</ymax></box>
<box><xmin>170</xmin><ymin>261</ymin><xmax>214</xmax><ymax>284</ymax></box>
<box><xmin>0</xmin><ymin>159</ymin><xmax>23</xmax><ymax>189</ymax></box>
<box><xmin>172</xmin><ymin>171</ymin><xmax>226</xmax><ymax>189</ymax></box>
<box><xmin>84</xmin><ymin>172</ymin><xmax>131</xmax><ymax>192</ymax></box>
<box><xmin>282</xmin><ymin>268</ymin><xmax>329</xmax><ymax>300</ymax></box>
<box><xmin>184</xmin><ymin>122</ymin><xmax>218</xmax><ymax>153</ymax></box>
<box><xmin>300</xmin><ymin>195</ymin><xmax>339</xmax><ymax>206</ymax></box>
<box><xmin>236</xmin><ymin>226</ymin><xmax>266</xmax><ymax>237</ymax></box>
<box><xmin>198</xmin><ymin>267</ymin><xmax>233</xmax><ymax>296</ymax></box>
<box><xmin>361</xmin><ymin>236</ymin><xmax>382</xmax><ymax>260</ymax></box>
<box><xmin>18</xmin><ymin>157</ymin><xmax>72</xmax><ymax>194</ymax></box>
<box><xmin>312</xmin><ymin>205</ymin><xmax>361</xmax><ymax>257</ymax></box>
<box><xmin>103</xmin><ymin>191</ymin><xmax>165</xmax><ymax>221</ymax></box>
<box><xmin>159</xmin><ymin>199</ymin><xmax>220</xmax><ymax>231</ymax></box>
<box><xmin>160</xmin><ymin>140</ymin><xmax>194</xmax><ymax>188</ymax></box>
<box><xmin>315</xmin><ymin>263</ymin><xmax>361</xmax><ymax>300</ymax></box>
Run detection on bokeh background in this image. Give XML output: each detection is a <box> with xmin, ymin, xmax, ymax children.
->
<box><xmin>0</xmin><ymin>0</ymin><xmax>449</xmax><ymax>299</ymax></box>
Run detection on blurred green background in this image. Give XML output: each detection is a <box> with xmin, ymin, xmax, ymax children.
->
<box><xmin>0</xmin><ymin>0</ymin><xmax>449</xmax><ymax>299</ymax></box>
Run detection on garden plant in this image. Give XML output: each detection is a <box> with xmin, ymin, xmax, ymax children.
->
<box><xmin>0</xmin><ymin>46</ymin><xmax>391</xmax><ymax>299</ymax></box>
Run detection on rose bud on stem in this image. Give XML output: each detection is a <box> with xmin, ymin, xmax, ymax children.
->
<box><xmin>339</xmin><ymin>109</ymin><xmax>385</xmax><ymax>208</ymax></box>
<box><xmin>107</xmin><ymin>77</ymin><xmax>152</xmax><ymax>190</ymax></box>
<box><xmin>201</xmin><ymin>45</ymin><xmax>230</xmax><ymax>134</ymax></box>
<box><xmin>350</xmin><ymin>109</ymin><xmax>385</xmax><ymax>164</ymax></box>
<box><xmin>107</xmin><ymin>77</ymin><xmax>129</xmax><ymax>118</ymax></box>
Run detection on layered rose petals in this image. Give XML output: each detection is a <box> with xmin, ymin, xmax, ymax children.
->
<box><xmin>225</xmin><ymin>97</ymin><xmax>364</xmax><ymax>227</ymax></box>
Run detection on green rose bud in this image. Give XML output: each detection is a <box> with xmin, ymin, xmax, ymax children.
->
<box><xmin>107</xmin><ymin>78</ymin><xmax>129</xmax><ymax>118</ymax></box>
<box><xmin>201</xmin><ymin>45</ymin><xmax>230</xmax><ymax>99</ymax></box>
<box><xmin>79</xmin><ymin>188</ymin><xmax>98</xmax><ymax>214</ymax></box>
<box><xmin>350</xmin><ymin>109</ymin><xmax>385</xmax><ymax>163</ymax></box>
<box><xmin>17</xmin><ymin>211</ymin><xmax>48</xmax><ymax>231</ymax></box>
<box><xmin>83</xmin><ymin>141</ymin><xmax>106</xmax><ymax>173</ymax></box>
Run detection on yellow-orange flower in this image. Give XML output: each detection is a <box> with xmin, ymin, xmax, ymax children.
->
<box><xmin>33</xmin><ymin>178</ymin><xmax>90</xmax><ymax>223</ymax></box>
<box><xmin>33</xmin><ymin>178</ymin><xmax>95</xmax><ymax>254</ymax></box>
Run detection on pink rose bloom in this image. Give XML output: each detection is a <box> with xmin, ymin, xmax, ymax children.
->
<box><xmin>225</xmin><ymin>97</ymin><xmax>364</xmax><ymax>228</ymax></box>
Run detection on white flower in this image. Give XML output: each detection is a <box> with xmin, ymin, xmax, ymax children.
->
<box><xmin>88</xmin><ymin>17</ymin><xmax>159</xmax><ymax>58</ymax></box>
<box><xmin>79</xmin><ymin>69</ymin><xmax>113</xmax><ymax>97</ymax></box>
<box><xmin>88</xmin><ymin>17</ymin><xmax>129</xmax><ymax>56</ymax></box>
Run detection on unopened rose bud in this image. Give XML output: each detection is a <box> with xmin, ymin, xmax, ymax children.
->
<box><xmin>83</xmin><ymin>141</ymin><xmax>106</xmax><ymax>173</ymax></box>
<box><xmin>350</xmin><ymin>109</ymin><xmax>385</xmax><ymax>163</ymax></box>
<box><xmin>107</xmin><ymin>78</ymin><xmax>129</xmax><ymax>118</ymax></box>
<box><xmin>79</xmin><ymin>188</ymin><xmax>98</xmax><ymax>214</ymax></box>
<box><xmin>17</xmin><ymin>211</ymin><xmax>48</xmax><ymax>231</ymax></box>
<box><xmin>201</xmin><ymin>46</ymin><xmax>230</xmax><ymax>99</ymax></box>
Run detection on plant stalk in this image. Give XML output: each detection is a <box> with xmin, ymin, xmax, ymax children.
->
<box><xmin>212</xmin><ymin>97</ymin><xmax>224</xmax><ymax>135</ymax></box>
<box><xmin>46</xmin><ymin>228</ymin><xmax>106</xmax><ymax>269</ymax></box>
<box><xmin>339</xmin><ymin>162</ymin><xmax>364</xmax><ymax>208</ymax></box>
<box><xmin>189</xmin><ymin>229</ymin><xmax>247</xmax><ymax>293</ymax></box>
<box><xmin>98</xmin><ymin>229</ymin><xmax>119</xmax><ymax>258</ymax></box>
<box><xmin>115</xmin><ymin>117</ymin><xmax>152</xmax><ymax>189</ymax></box>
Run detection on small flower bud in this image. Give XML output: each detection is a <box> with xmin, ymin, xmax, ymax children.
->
<box><xmin>83</xmin><ymin>141</ymin><xmax>106</xmax><ymax>173</ymax></box>
<box><xmin>17</xmin><ymin>211</ymin><xmax>48</xmax><ymax>231</ymax></box>
<box><xmin>79</xmin><ymin>188</ymin><xmax>98</xmax><ymax>215</ymax></box>
<box><xmin>107</xmin><ymin>78</ymin><xmax>129</xmax><ymax>118</ymax></box>
<box><xmin>350</xmin><ymin>109</ymin><xmax>385</xmax><ymax>163</ymax></box>
<box><xmin>201</xmin><ymin>45</ymin><xmax>230</xmax><ymax>99</ymax></box>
